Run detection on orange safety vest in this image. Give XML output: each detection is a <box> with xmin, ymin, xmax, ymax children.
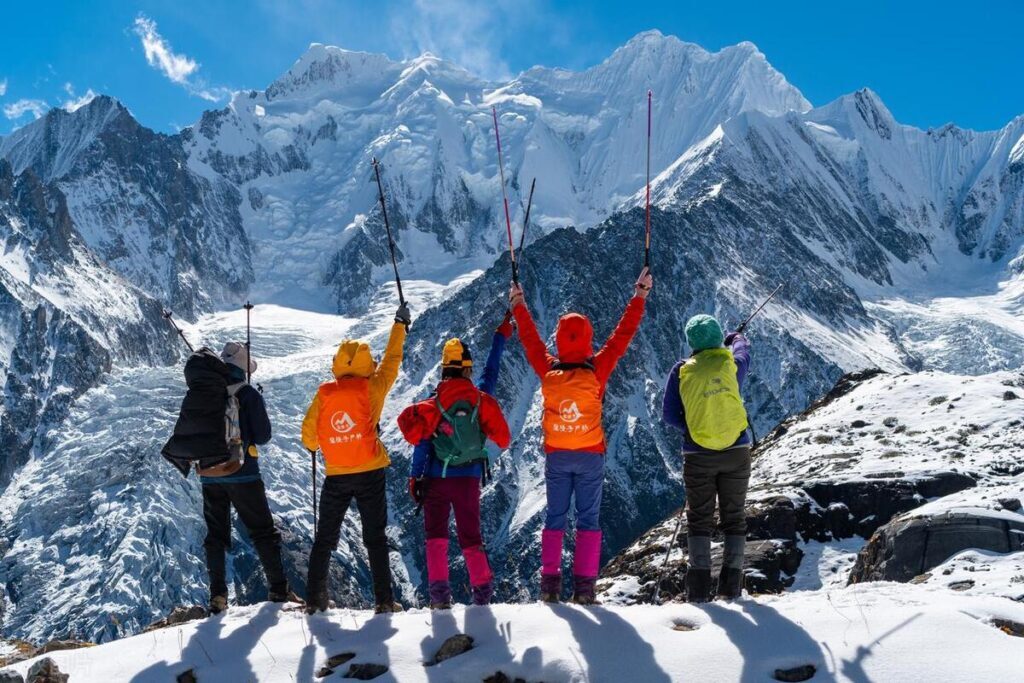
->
<box><xmin>541</xmin><ymin>363</ymin><xmax>605</xmax><ymax>452</ymax></box>
<box><xmin>316</xmin><ymin>377</ymin><xmax>379</xmax><ymax>469</ymax></box>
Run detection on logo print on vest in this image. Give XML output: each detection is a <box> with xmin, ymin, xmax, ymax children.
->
<box><xmin>559</xmin><ymin>400</ymin><xmax>582</xmax><ymax>423</ymax></box>
<box><xmin>331</xmin><ymin>412</ymin><xmax>356</xmax><ymax>434</ymax></box>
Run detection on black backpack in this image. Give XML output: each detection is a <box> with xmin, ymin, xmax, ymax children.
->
<box><xmin>162</xmin><ymin>349</ymin><xmax>243</xmax><ymax>477</ymax></box>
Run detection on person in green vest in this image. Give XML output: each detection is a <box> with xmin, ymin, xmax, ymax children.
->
<box><xmin>661</xmin><ymin>314</ymin><xmax>752</xmax><ymax>602</ymax></box>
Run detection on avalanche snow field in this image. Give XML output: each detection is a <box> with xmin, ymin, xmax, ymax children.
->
<box><xmin>8</xmin><ymin>585</ymin><xmax>1024</xmax><ymax>682</ymax></box>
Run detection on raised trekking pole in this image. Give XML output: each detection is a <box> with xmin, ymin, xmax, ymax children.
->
<box><xmin>162</xmin><ymin>309</ymin><xmax>195</xmax><ymax>353</ymax></box>
<box><xmin>492</xmin><ymin>106</ymin><xmax>518</xmax><ymax>284</ymax></box>
<box><xmin>644</xmin><ymin>89</ymin><xmax>652</xmax><ymax>269</ymax></box>
<box><xmin>243</xmin><ymin>301</ymin><xmax>254</xmax><ymax>385</ymax></box>
<box><xmin>736</xmin><ymin>283</ymin><xmax>784</xmax><ymax>334</ymax></box>
<box><xmin>516</xmin><ymin>177</ymin><xmax>537</xmax><ymax>273</ymax></box>
<box><xmin>652</xmin><ymin>506</ymin><xmax>685</xmax><ymax>604</ymax></box>
<box><xmin>371</xmin><ymin>157</ymin><xmax>406</xmax><ymax>306</ymax></box>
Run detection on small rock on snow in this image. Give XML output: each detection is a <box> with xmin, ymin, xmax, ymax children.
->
<box><xmin>26</xmin><ymin>658</ymin><xmax>68</xmax><ymax>683</ymax></box>
<box><xmin>773</xmin><ymin>664</ymin><xmax>817</xmax><ymax>681</ymax></box>
<box><xmin>430</xmin><ymin>634</ymin><xmax>474</xmax><ymax>665</ymax></box>
<box><xmin>344</xmin><ymin>662</ymin><xmax>389</xmax><ymax>680</ymax></box>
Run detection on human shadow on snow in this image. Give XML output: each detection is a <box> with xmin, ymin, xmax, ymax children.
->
<box><xmin>703</xmin><ymin>600</ymin><xmax>833</xmax><ymax>682</ymax></box>
<box><xmin>306</xmin><ymin>608</ymin><xmax>398</xmax><ymax>677</ymax></box>
<box><xmin>547</xmin><ymin>604</ymin><xmax>673</xmax><ymax>682</ymax></box>
<box><xmin>129</xmin><ymin>603</ymin><xmax>280</xmax><ymax>682</ymax></box>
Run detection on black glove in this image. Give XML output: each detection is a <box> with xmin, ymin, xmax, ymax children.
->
<box><xmin>724</xmin><ymin>332</ymin><xmax>739</xmax><ymax>346</ymax></box>
<box><xmin>409</xmin><ymin>476</ymin><xmax>424</xmax><ymax>505</ymax></box>
<box><xmin>395</xmin><ymin>302</ymin><xmax>412</xmax><ymax>327</ymax></box>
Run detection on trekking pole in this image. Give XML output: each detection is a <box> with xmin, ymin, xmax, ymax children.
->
<box><xmin>243</xmin><ymin>301</ymin><xmax>254</xmax><ymax>385</ymax></box>
<box><xmin>371</xmin><ymin>157</ymin><xmax>406</xmax><ymax>306</ymax></box>
<box><xmin>644</xmin><ymin>89</ymin><xmax>652</xmax><ymax>269</ymax></box>
<box><xmin>516</xmin><ymin>177</ymin><xmax>537</xmax><ymax>273</ymax></box>
<box><xmin>652</xmin><ymin>506</ymin><xmax>685</xmax><ymax>604</ymax></box>
<box><xmin>736</xmin><ymin>283</ymin><xmax>784</xmax><ymax>334</ymax></box>
<box><xmin>162</xmin><ymin>309</ymin><xmax>195</xmax><ymax>353</ymax></box>
<box><xmin>492</xmin><ymin>106</ymin><xmax>518</xmax><ymax>285</ymax></box>
<box><xmin>309</xmin><ymin>450</ymin><xmax>318</xmax><ymax>538</ymax></box>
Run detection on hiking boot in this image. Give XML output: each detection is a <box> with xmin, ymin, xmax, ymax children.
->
<box><xmin>540</xmin><ymin>574</ymin><xmax>561</xmax><ymax>603</ymax></box>
<box><xmin>374</xmin><ymin>601</ymin><xmax>405</xmax><ymax>614</ymax></box>
<box><xmin>471</xmin><ymin>582</ymin><xmax>494</xmax><ymax>606</ymax></box>
<box><xmin>428</xmin><ymin>580</ymin><xmax>452</xmax><ymax>610</ymax></box>
<box><xmin>717</xmin><ymin>567</ymin><xmax>744</xmax><ymax>600</ymax></box>
<box><xmin>305</xmin><ymin>588</ymin><xmax>329</xmax><ymax>615</ymax></box>
<box><xmin>571</xmin><ymin>576</ymin><xmax>599</xmax><ymax>605</ymax></box>
<box><xmin>685</xmin><ymin>568</ymin><xmax>712</xmax><ymax>604</ymax></box>
<box><xmin>208</xmin><ymin>595</ymin><xmax>229</xmax><ymax>615</ymax></box>
<box><xmin>269</xmin><ymin>588</ymin><xmax>304</xmax><ymax>605</ymax></box>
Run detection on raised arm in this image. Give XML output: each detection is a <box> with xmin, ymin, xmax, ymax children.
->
<box><xmin>593</xmin><ymin>267</ymin><xmax>652</xmax><ymax>384</ymax></box>
<box><xmin>726</xmin><ymin>332</ymin><xmax>751</xmax><ymax>388</ymax></box>
<box><xmin>510</xmin><ymin>284</ymin><xmax>554</xmax><ymax>378</ymax></box>
<box><xmin>369</xmin><ymin>320</ymin><xmax>408</xmax><ymax>415</ymax></box>
<box><xmin>479</xmin><ymin>314</ymin><xmax>513</xmax><ymax>395</ymax></box>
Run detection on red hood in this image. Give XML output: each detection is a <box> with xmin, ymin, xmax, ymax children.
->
<box><xmin>436</xmin><ymin>377</ymin><xmax>481</xmax><ymax>407</ymax></box>
<box><xmin>555</xmin><ymin>313</ymin><xmax>594</xmax><ymax>363</ymax></box>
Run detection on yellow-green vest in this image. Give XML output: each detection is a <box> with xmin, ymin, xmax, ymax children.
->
<box><xmin>678</xmin><ymin>348</ymin><xmax>748</xmax><ymax>451</ymax></box>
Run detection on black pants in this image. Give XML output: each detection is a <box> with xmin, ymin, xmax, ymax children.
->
<box><xmin>683</xmin><ymin>446</ymin><xmax>751</xmax><ymax>537</ymax></box>
<box><xmin>202</xmin><ymin>479</ymin><xmax>287</xmax><ymax>597</ymax></box>
<box><xmin>307</xmin><ymin>468</ymin><xmax>392</xmax><ymax>604</ymax></box>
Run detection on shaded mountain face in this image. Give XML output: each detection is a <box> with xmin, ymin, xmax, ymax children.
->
<box><xmin>0</xmin><ymin>30</ymin><xmax>1023</xmax><ymax>643</ymax></box>
<box><xmin>0</xmin><ymin>160</ymin><xmax>176</xmax><ymax>485</ymax></box>
<box><xmin>0</xmin><ymin>96</ymin><xmax>250</xmax><ymax>317</ymax></box>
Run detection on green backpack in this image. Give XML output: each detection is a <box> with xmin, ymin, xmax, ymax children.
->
<box><xmin>432</xmin><ymin>396</ymin><xmax>488</xmax><ymax>477</ymax></box>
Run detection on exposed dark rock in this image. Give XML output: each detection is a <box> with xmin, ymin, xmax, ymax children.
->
<box><xmin>483</xmin><ymin>674</ymin><xmax>530</xmax><ymax>683</ymax></box>
<box><xmin>344</xmin><ymin>662</ymin><xmax>389</xmax><ymax>680</ymax></box>
<box><xmin>993</xmin><ymin>618</ymin><xmax>1024</xmax><ymax>637</ymax></box>
<box><xmin>36</xmin><ymin>640</ymin><xmax>93</xmax><ymax>655</ymax></box>
<box><xmin>1002</xmin><ymin>391</ymin><xmax>1018</xmax><ymax>400</ymax></box>
<box><xmin>773</xmin><ymin>664</ymin><xmax>816</xmax><ymax>681</ymax></box>
<box><xmin>176</xmin><ymin>670</ymin><xmax>197</xmax><ymax>683</ymax></box>
<box><xmin>850</xmin><ymin>511</ymin><xmax>1024</xmax><ymax>583</ymax></box>
<box><xmin>431</xmin><ymin>634</ymin><xmax>474</xmax><ymax>665</ymax></box>
<box><xmin>145</xmin><ymin>606</ymin><xmax>208</xmax><ymax>632</ymax></box>
<box><xmin>998</xmin><ymin>497</ymin><xmax>1022</xmax><ymax>512</ymax></box>
<box><xmin>317</xmin><ymin>652</ymin><xmax>357</xmax><ymax>677</ymax></box>
<box><xmin>26</xmin><ymin>658</ymin><xmax>67</xmax><ymax>683</ymax></box>
<box><xmin>0</xmin><ymin>670</ymin><xmax>25</xmax><ymax>683</ymax></box>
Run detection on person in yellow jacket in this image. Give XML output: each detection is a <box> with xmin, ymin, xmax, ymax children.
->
<box><xmin>302</xmin><ymin>302</ymin><xmax>410</xmax><ymax>614</ymax></box>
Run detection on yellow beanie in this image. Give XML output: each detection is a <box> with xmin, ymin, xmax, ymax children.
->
<box><xmin>442</xmin><ymin>338</ymin><xmax>473</xmax><ymax>368</ymax></box>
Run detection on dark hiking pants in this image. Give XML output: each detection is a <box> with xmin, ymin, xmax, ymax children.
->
<box><xmin>683</xmin><ymin>445</ymin><xmax>752</xmax><ymax>538</ymax></box>
<box><xmin>202</xmin><ymin>479</ymin><xmax>287</xmax><ymax>597</ymax></box>
<box><xmin>306</xmin><ymin>468</ymin><xmax>393</xmax><ymax>604</ymax></box>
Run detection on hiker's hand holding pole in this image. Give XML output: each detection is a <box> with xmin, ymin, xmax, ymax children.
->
<box><xmin>635</xmin><ymin>266</ymin><xmax>653</xmax><ymax>299</ymax></box>
<box><xmin>509</xmin><ymin>282</ymin><xmax>525</xmax><ymax>309</ymax></box>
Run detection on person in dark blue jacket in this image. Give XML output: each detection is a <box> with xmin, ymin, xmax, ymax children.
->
<box><xmin>200</xmin><ymin>342</ymin><xmax>293</xmax><ymax>613</ymax></box>
<box><xmin>662</xmin><ymin>315</ymin><xmax>752</xmax><ymax>602</ymax></box>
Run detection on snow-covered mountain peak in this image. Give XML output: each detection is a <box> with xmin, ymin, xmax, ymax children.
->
<box><xmin>264</xmin><ymin>43</ymin><xmax>402</xmax><ymax>102</ymax></box>
<box><xmin>0</xmin><ymin>95</ymin><xmax>133</xmax><ymax>180</ymax></box>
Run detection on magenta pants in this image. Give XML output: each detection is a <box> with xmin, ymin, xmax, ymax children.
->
<box><xmin>422</xmin><ymin>476</ymin><xmax>492</xmax><ymax>587</ymax></box>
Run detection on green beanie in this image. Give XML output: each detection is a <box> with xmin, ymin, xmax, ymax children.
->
<box><xmin>685</xmin><ymin>314</ymin><xmax>724</xmax><ymax>352</ymax></box>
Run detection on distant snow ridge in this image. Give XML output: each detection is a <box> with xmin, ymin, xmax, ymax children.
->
<box><xmin>1</xmin><ymin>30</ymin><xmax>1024</xmax><ymax>645</ymax></box>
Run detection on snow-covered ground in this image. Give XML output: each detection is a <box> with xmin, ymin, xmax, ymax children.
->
<box><xmin>6</xmin><ymin>584</ymin><xmax>1024</xmax><ymax>682</ymax></box>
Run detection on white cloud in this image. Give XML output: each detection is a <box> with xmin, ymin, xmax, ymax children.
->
<box><xmin>392</xmin><ymin>0</ymin><xmax>554</xmax><ymax>80</ymax></box>
<box><xmin>3</xmin><ymin>98</ymin><xmax>49</xmax><ymax>121</ymax></box>
<box><xmin>131</xmin><ymin>14</ymin><xmax>229</xmax><ymax>102</ymax></box>
<box><xmin>0</xmin><ymin>78</ymin><xmax>7</xmax><ymax>97</ymax></box>
<box><xmin>62</xmin><ymin>84</ymin><xmax>98</xmax><ymax>112</ymax></box>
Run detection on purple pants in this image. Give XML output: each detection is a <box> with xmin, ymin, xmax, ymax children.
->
<box><xmin>541</xmin><ymin>451</ymin><xmax>604</xmax><ymax>579</ymax></box>
<box><xmin>422</xmin><ymin>476</ymin><xmax>492</xmax><ymax>587</ymax></box>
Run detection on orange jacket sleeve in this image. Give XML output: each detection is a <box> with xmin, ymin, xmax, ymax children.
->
<box><xmin>479</xmin><ymin>393</ymin><xmax>511</xmax><ymax>449</ymax></box>
<box><xmin>301</xmin><ymin>391</ymin><xmax>322</xmax><ymax>452</ymax></box>
<box><xmin>369</xmin><ymin>322</ymin><xmax>407</xmax><ymax>423</ymax></box>
<box><xmin>511</xmin><ymin>302</ymin><xmax>554</xmax><ymax>378</ymax></box>
<box><xmin>593</xmin><ymin>296</ymin><xmax>646</xmax><ymax>386</ymax></box>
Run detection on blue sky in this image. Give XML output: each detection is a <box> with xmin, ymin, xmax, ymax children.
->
<box><xmin>1</xmin><ymin>1</ymin><xmax>1022</xmax><ymax>135</ymax></box>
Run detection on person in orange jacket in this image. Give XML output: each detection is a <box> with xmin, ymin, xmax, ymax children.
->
<box><xmin>301</xmin><ymin>303</ymin><xmax>410</xmax><ymax>614</ymax></box>
<box><xmin>509</xmin><ymin>267</ymin><xmax>652</xmax><ymax>604</ymax></box>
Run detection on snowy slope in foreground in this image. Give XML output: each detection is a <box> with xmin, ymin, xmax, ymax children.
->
<box><xmin>6</xmin><ymin>586</ymin><xmax>1024</xmax><ymax>682</ymax></box>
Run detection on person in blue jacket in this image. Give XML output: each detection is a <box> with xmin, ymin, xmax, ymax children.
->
<box><xmin>661</xmin><ymin>315</ymin><xmax>752</xmax><ymax>602</ymax></box>
<box><xmin>398</xmin><ymin>314</ymin><xmax>515</xmax><ymax>608</ymax></box>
